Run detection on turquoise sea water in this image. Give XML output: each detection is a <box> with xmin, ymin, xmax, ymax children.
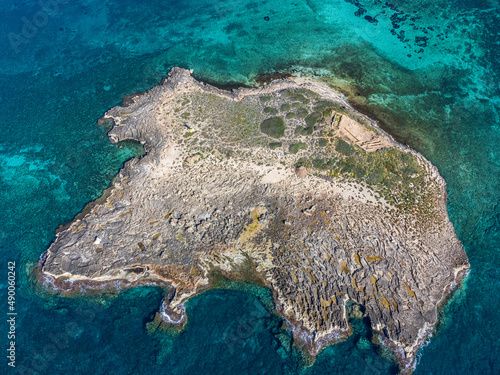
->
<box><xmin>0</xmin><ymin>0</ymin><xmax>498</xmax><ymax>373</ymax></box>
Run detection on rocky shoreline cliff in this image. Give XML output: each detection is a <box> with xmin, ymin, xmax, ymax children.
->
<box><xmin>39</xmin><ymin>68</ymin><xmax>469</xmax><ymax>373</ymax></box>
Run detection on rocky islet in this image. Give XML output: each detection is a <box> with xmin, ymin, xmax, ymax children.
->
<box><xmin>39</xmin><ymin>67</ymin><xmax>468</xmax><ymax>373</ymax></box>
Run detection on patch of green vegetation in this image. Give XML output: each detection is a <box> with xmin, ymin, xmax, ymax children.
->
<box><xmin>295</xmin><ymin>125</ymin><xmax>314</xmax><ymax>136</ymax></box>
<box><xmin>181</xmin><ymin>112</ymin><xmax>191</xmax><ymax>119</ymax></box>
<box><xmin>189</xmin><ymin>91</ymin><xmax>263</xmax><ymax>144</ymax></box>
<box><xmin>327</xmin><ymin>159</ymin><xmax>337</xmax><ymax>169</ymax></box>
<box><xmin>176</xmin><ymin>91</ymin><xmax>435</xmax><ymax>225</ymax></box>
<box><xmin>295</xmin><ymin>157</ymin><xmax>312</xmax><ymax>168</ymax></box>
<box><xmin>260</xmin><ymin>117</ymin><xmax>285</xmax><ymax>138</ymax></box>
<box><xmin>316</xmin><ymin>141</ymin><xmax>436</xmax><ymax>221</ymax></box>
<box><xmin>299</xmin><ymin>89</ymin><xmax>320</xmax><ymax>99</ymax></box>
<box><xmin>285</xmin><ymin>90</ymin><xmax>310</xmax><ymax>104</ymax></box>
<box><xmin>314</xmin><ymin>100</ymin><xmax>335</xmax><ymax>115</ymax></box>
<box><xmin>289</xmin><ymin>142</ymin><xmax>307</xmax><ymax>154</ymax></box>
<box><xmin>337</xmin><ymin>157</ymin><xmax>356</xmax><ymax>174</ymax></box>
<box><xmin>280</xmin><ymin>103</ymin><xmax>291</xmax><ymax>112</ymax></box>
<box><xmin>264</xmin><ymin>107</ymin><xmax>279</xmax><ymax>115</ymax></box>
<box><xmin>293</xmin><ymin>112</ymin><xmax>321</xmax><ymax>136</ymax></box>
<box><xmin>305</xmin><ymin>112</ymin><xmax>322</xmax><ymax>128</ymax></box>
<box><xmin>296</xmin><ymin>107</ymin><xmax>308</xmax><ymax>119</ymax></box>
<box><xmin>355</xmin><ymin>166</ymin><xmax>367</xmax><ymax>178</ymax></box>
<box><xmin>336</xmin><ymin>139</ymin><xmax>355</xmax><ymax>156</ymax></box>
<box><xmin>312</xmin><ymin>158</ymin><xmax>326</xmax><ymax>169</ymax></box>
<box><xmin>260</xmin><ymin>96</ymin><xmax>272</xmax><ymax>102</ymax></box>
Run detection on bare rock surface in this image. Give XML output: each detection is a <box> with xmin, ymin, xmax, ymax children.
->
<box><xmin>40</xmin><ymin>67</ymin><xmax>468</xmax><ymax>372</ymax></box>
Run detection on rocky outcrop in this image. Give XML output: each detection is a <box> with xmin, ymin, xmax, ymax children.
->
<box><xmin>39</xmin><ymin>68</ymin><xmax>468</xmax><ymax>373</ymax></box>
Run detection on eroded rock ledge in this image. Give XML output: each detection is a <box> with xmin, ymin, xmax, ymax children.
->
<box><xmin>40</xmin><ymin>67</ymin><xmax>468</xmax><ymax>373</ymax></box>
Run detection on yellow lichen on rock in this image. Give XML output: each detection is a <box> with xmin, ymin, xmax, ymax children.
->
<box><xmin>341</xmin><ymin>260</ymin><xmax>350</xmax><ymax>274</ymax></box>
<box><xmin>239</xmin><ymin>207</ymin><xmax>267</xmax><ymax>244</ymax></box>
<box><xmin>370</xmin><ymin>274</ymin><xmax>378</xmax><ymax>294</ymax></box>
<box><xmin>379</xmin><ymin>293</ymin><xmax>390</xmax><ymax>311</ymax></box>
<box><xmin>404</xmin><ymin>282</ymin><xmax>416</xmax><ymax>298</ymax></box>
<box><xmin>354</xmin><ymin>252</ymin><xmax>362</xmax><ymax>267</ymax></box>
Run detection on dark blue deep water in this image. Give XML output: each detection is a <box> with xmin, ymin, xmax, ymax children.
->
<box><xmin>0</xmin><ymin>0</ymin><xmax>498</xmax><ymax>374</ymax></box>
